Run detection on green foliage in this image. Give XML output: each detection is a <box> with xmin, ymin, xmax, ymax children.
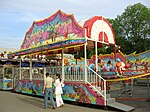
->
<box><xmin>108</xmin><ymin>3</ymin><xmax>150</xmax><ymax>54</ymax></box>
<box><xmin>77</xmin><ymin>3</ymin><xmax>150</xmax><ymax>58</ymax></box>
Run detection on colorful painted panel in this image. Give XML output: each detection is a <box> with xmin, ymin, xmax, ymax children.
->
<box><xmin>14</xmin><ymin>80</ymin><xmax>105</xmax><ymax>106</ymax></box>
<box><xmin>8</xmin><ymin>39</ymin><xmax>85</xmax><ymax>57</ymax></box>
<box><xmin>0</xmin><ymin>79</ymin><xmax>3</xmax><ymax>89</ymax></box>
<box><xmin>0</xmin><ymin>79</ymin><xmax>13</xmax><ymax>90</ymax></box>
<box><xmin>62</xmin><ymin>82</ymin><xmax>105</xmax><ymax>105</ymax></box>
<box><xmin>126</xmin><ymin>50</ymin><xmax>150</xmax><ymax>63</ymax></box>
<box><xmin>126</xmin><ymin>50</ymin><xmax>150</xmax><ymax>73</ymax></box>
<box><xmin>21</xmin><ymin>10</ymin><xmax>84</xmax><ymax>49</ymax></box>
<box><xmin>14</xmin><ymin>80</ymin><xmax>44</xmax><ymax>95</ymax></box>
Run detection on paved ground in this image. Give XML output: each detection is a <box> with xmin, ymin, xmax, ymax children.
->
<box><xmin>0</xmin><ymin>91</ymin><xmax>115</xmax><ymax>112</ymax></box>
<box><xmin>110</xmin><ymin>84</ymin><xmax>150</xmax><ymax>112</ymax></box>
<box><xmin>0</xmin><ymin>84</ymin><xmax>150</xmax><ymax>112</ymax></box>
<box><xmin>118</xmin><ymin>100</ymin><xmax>150</xmax><ymax>112</ymax></box>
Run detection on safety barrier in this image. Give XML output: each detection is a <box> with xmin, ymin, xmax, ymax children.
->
<box><xmin>45</xmin><ymin>65</ymin><xmax>107</xmax><ymax>105</ymax></box>
<box><xmin>46</xmin><ymin>65</ymin><xmax>85</xmax><ymax>81</ymax></box>
<box><xmin>86</xmin><ymin>65</ymin><xmax>106</xmax><ymax>106</ymax></box>
<box><xmin>64</xmin><ymin>65</ymin><xmax>85</xmax><ymax>81</ymax></box>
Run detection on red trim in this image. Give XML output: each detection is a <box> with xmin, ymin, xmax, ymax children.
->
<box><xmin>57</xmin><ymin>49</ymin><xmax>62</xmax><ymax>54</ymax></box>
<box><xmin>83</xmin><ymin>16</ymin><xmax>116</xmax><ymax>45</ymax></box>
<box><xmin>80</xmin><ymin>46</ymin><xmax>84</xmax><ymax>50</ymax></box>
<box><xmin>103</xmin><ymin>18</ymin><xmax>116</xmax><ymax>45</ymax></box>
<box><xmin>68</xmin><ymin>47</ymin><xmax>74</xmax><ymax>52</ymax></box>
<box><xmin>116</xmin><ymin>98</ymin><xmax>150</xmax><ymax>101</ymax></box>
<box><xmin>84</xmin><ymin>16</ymin><xmax>102</xmax><ymax>38</ymax></box>
<box><xmin>99</xmin><ymin>31</ymin><xmax>109</xmax><ymax>43</ymax></box>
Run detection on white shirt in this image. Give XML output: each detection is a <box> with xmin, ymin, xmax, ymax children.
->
<box><xmin>54</xmin><ymin>78</ymin><xmax>63</xmax><ymax>95</ymax></box>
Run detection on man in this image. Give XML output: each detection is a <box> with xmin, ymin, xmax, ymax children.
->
<box><xmin>42</xmin><ymin>73</ymin><xmax>55</xmax><ymax>109</ymax></box>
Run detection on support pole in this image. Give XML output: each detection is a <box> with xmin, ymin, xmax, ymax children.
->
<box><xmin>147</xmin><ymin>76</ymin><xmax>150</xmax><ymax>101</ymax></box>
<box><xmin>12</xmin><ymin>66</ymin><xmax>14</xmax><ymax>88</ymax></box>
<box><xmin>114</xmin><ymin>45</ymin><xmax>117</xmax><ymax>62</ymax></box>
<box><xmin>29</xmin><ymin>55</ymin><xmax>32</xmax><ymax>81</ymax></box>
<box><xmin>84</xmin><ymin>42</ymin><xmax>87</xmax><ymax>82</ymax></box>
<box><xmin>95</xmin><ymin>41</ymin><xmax>98</xmax><ymax>72</ymax></box>
<box><xmin>95</xmin><ymin>41</ymin><xmax>98</xmax><ymax>86</ymax></box>
<box><xmin>19</xmin><ymin>58</ymin><xmax>22</xmax><ymax>80</ymax></box>
<box><xmin>44</xmin><ymin>68</ymin><xmax>46</xmax><ymax>80</ymax></box>
<box><xmin>2</xmin><ymin>66</ymin><xmax>4</xmax><ymax>87</ymax></box>
<box><xmin>62</xmin><ymin>48</ymin><xmax>65</xmax><ymax>81</ymax></box>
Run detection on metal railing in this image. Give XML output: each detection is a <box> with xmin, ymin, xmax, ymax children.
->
<box><xmin>21</xmin><ymin>67</ymin><xmax>45</xmax><ymax>80</ymax></box>
<box><xmin>21</xmin><ymin>68</ymin><xmax>30</xmax><ymax>80</ymax></box>
<box><xmin>64</xmin><ymin>65</ymin><xmax>85</xmax><ymax>81</ymax></box>
<box><xmin>86</xmin><ymin>65</ymin><xmax>106</xmax><ymax>106</ymax></box>
<box><xmin>44</xmin><ymin>65</ymin><xmax>107</xmax><ymax>105</ymax></box>
<box><xmin>46</xmin><ymin>66</ymin><xmax>62</xmax><ymax>79</ymax></box>
<box><xmin>46</xmin><ymin>65</ymin><xmax>85</xmax><ymax>81</ymax></box>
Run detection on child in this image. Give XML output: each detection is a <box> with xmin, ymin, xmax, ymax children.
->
<box><xmin>116</xmin><ymin>58</ymin><xmax>125</xmax><ymax>76</ymax></box>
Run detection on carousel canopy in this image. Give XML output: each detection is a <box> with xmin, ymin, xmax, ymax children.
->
<box><xmin>8</xmin><ymin>10</ymin><xmax>85</xmax><ymax>57</ymax></box>
<box><xmin>81</xmin><ymin>16</ymin><xmax>116</xmax><ymax>45</ymax></box>
<box><xmin>8</xmin><ymin>10</ymin><xmax>116</xmax><ymax>58</ymax></box>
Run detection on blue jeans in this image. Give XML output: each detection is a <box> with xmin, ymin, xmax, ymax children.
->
<box><xmin>44</xmin><ymin>88</ymin><xmax>55</xmax><ymax>108</ymax></box>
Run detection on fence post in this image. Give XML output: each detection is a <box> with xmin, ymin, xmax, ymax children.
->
<box><xmin>62</xmin><ymin>48</ymin><xmax>65</xmax><ymax>81</ymax></box>
<box><xmin>104</xmin><ymin>80</ymin><xmax>107</xmax><ymax>106</ymax></box>
<box><xmin>84</xmin><ymin>42</ymin><xmax>87</xmax><ymax>82</ymax></box>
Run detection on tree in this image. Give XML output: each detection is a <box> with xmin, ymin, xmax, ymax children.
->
<box><xmin>77</xmin><ymin>3</ymin><xmax>150</xmax><ymax>58</ymax></box>
<box><xmin>108</xmin><ymin>3</ymin><xmax>150</xmax><ymax>54</ymax></box>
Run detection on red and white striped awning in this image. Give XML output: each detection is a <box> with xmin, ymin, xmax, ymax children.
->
<box><xmin>79</xmin><ymin>16</ymin><xmax>116</xmax><ymax>45</ymax></box>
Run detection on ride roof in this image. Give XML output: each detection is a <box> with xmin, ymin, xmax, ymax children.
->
<box><xmin>8</xmin><ymin>10</ymin><xmax>116</xmax><ymax>58</ymax></box>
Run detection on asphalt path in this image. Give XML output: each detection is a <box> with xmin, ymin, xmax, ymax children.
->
<box><xmin>0</xmin><ymin>87</ymin><xmax>150</xmax><ymax>112</ymax></box>
<box><xmin>0</xmin><ymin>91</ymin><xmax>115</xmax><ymax>112</ymax></box>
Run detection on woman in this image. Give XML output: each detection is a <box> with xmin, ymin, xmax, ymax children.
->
<box><xmin>54</xmin><ymin>74</ymin><xmax>64</xmax><ymax>107</ymax></box>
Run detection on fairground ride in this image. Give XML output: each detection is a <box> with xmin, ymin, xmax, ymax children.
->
<box><xmin>8</xmin><ymin>10</ymin><xmax>136</xmax><ymax>111</ymax></box>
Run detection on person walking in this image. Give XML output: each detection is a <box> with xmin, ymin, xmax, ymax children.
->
<box><xmin>54</xmin><ymin>74</ymin><xmax>64</xmax><ymax>107</ymax></box>
<box><xmin>42</xmin><ymin>73</ymin><xmax>55</xmax><ymax>109</ymax></box>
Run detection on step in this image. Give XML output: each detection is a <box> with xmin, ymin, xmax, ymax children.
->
<box><xmin>107</xmin><ymin>98</ymin><xmax>116</xmax><ymax>104</ymax></box>
<box><xmin>106</xmin><ymin>94</ymin><xmax>111</xmax><ymax>98</ymax></box>
<box><xmin>108</xmin><ymin>102</ymin><xmax>134</xmax><ymax>112</ymax></box>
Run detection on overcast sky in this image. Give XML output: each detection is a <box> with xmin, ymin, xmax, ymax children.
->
<box><xmin>0</xmin><ymin>0</ymin><xmax>149</xmax><ymax>49</ymax></box>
